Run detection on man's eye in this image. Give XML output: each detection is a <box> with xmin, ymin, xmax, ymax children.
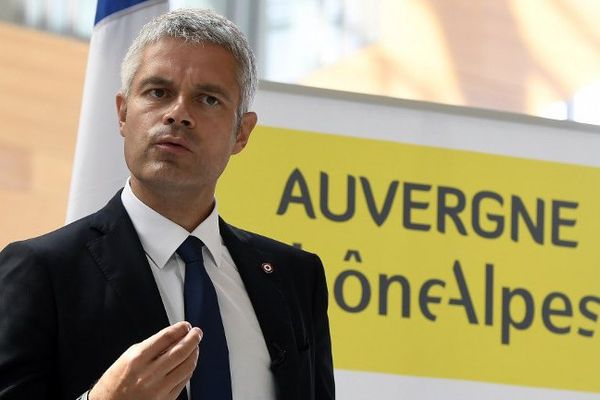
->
<box><xmin>202</xmin><ymin>95</ymin><xmax>219</xmax><ymax>106</ymax></box>
<box><xmin>150</xmin><ymin>89</ymin><xmax>166</xmax><ymax>98</ymax></box>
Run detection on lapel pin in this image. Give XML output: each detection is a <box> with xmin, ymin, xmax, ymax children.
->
<box><xmin>261</xmin><ymin>263</ymin><xmax>274</xmax><ymax>274</ymax></box>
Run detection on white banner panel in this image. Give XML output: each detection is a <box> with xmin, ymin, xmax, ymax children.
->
<box><xmin>216</xmin><ymin>81</ymin><xmax>600</xmax><ymax>399</ymax></box>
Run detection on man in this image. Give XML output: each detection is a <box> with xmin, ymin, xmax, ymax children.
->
<box><xmin>0</xmin><ymin>9</ymin><xmax>334</xmax><ymax>400</ymax></box>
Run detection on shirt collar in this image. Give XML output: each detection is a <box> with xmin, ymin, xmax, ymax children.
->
<box><xmin>121</xmin><ymin>179</ymin><xmax>223</xmax><ymax>269</ymax></box>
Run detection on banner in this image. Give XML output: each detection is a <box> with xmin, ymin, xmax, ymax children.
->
<box><xmin>217</xmin><ymin>82</ymin><xmax>600</xmax><ymax>399</ymax></box>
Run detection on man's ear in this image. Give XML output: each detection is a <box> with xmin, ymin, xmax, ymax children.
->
<box><xmin>116</xmin><ymin>92</ymin><xmax>127</xmax><ymax>137</ymax></box>
<box><xmin>232</xmin><ymin>111</ymin><xmax>257</xmax><ymax>155</ymax></box>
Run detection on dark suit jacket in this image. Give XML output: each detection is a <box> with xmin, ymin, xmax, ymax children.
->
<box><xmin>0</xmin><ymin>192</ymin><xmax>334</xmax><ymax>400</ymax></box>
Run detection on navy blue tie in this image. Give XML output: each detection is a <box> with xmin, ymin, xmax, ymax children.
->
<box><xmin>177</xmin><ymin>236</ymin><xmax>232</xmax><ymax>400</ymax></box>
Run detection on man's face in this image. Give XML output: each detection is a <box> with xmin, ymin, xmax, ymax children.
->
<box><xmin>116</xmin><ymin>38</ymin><xmax>256</xmax><ymax>197</ymax></box>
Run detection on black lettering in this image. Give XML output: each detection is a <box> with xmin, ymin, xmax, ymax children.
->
<box><xmin>448</xmin><ymin>260</ymin><xmax>478</xmax><ymax>324</ymax></box>
<box><xmin>501</xmin><ymin>287</ymin><xmax>534</xmax><ymax>344</ymax></box>
<box><xmin>343</xmin><ymin>249</ymin><xmax>362</xmax><ymax>263</ymax></box>
<box><xmin>551</xmin><ymin>200</ymin><xmax>578</xmax><ymax>248</ymax></box>
<box><xmin>379</xmin><ymin>274</ymin><xmax>410</xmax><ymax>317</ymax></box>
<box><xmin>511</xmin><ymin>196</ymin><xmax>544</xmax><ymax>244</ymax></box>
<box><xmin>276</xmin><ymin>168</ymin><xmax>316</xmax><ymax>218</ymax></box>
<box><xmin>403</xmin><ymin>183</ymin><xmax>432</xmax><ymax>231</ymax></box>
<box><xmin>541</xmin><ymin>292</ymin><xmax>572</xmax><ymax>334</ymax></box>
<box><xmin>472</xmin><ymin>191</ymin><xmax>504</xmax><ymax>239</ymax></box>
<box><xmin>485</xmin><ymin>263</ymin><xmax>494</xmax><ymax>326</ymax></box>
<box><xmin>437</xmin><ymin>186</ymin><xmax>467</xmax><ymax>235</ymax></box>
<box><xmin>419</xmin><ymin>279</ymin><xmax>445</xmax><ymax>321</ymax></box>
<box><xmin>578</xmin><ymin>296</ymin><xmax>600</xmax><ymax>337</ymax></box>
<box><xmin>320</xmin><ymin>172</ymin><xmax>356</xmax><ymax>222</ymax></box>
<box><xmin>360</xmin><ymin>177</ymin><xmax>399</xmax><ymax>227</ymax></box>
<box><xmin>334</xmin><ymin>270</ymin><xmax>371</xmax><ymax>313</ymax></box>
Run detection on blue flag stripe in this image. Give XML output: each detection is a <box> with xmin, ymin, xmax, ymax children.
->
<box><xmin>94</xmin><ymin>0</ymin><xmax>151</xmax><ymax>24</ymax></box>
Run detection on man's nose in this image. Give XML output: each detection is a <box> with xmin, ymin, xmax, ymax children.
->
<box><xmin>163</xmin><ymin>97</ymin><xmax>195</xmax><ymax>128</ymax></box>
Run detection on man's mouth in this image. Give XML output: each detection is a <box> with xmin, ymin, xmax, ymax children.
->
<box><xmin>154</xmin><ymin>136</ymin><xmax>191</xmax><ymax>153</ymax></box>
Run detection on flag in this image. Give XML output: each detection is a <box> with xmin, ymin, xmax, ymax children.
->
<box><xmin>66</xmin><ymin>0</ymin><xmax>169</xmax><ymax>222</ymax></box>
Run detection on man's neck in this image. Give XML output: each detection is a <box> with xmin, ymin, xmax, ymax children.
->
<box><xmin>129</xmin><ymin>179</ymin><xmax>215</xmax><ymax>232</ymax></box>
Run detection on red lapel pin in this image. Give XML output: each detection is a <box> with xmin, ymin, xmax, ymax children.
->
<box><xmin>261</xmin><ymin>262</ymin><xmax>274</xmax><ymax>274</ymax></box>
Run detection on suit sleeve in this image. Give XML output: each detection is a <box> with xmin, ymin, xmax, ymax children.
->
<box><xmin>310</xmin><ymin>254</ymin><xmax>335</xmax><ymax>400</ymax></box>
<box><xmin>0</xmin><ymin>242</ymin><xmax>58</xmax><ymax>399</ymax></box>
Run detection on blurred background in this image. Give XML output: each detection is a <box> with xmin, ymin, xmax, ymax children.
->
<box><xmin>2</xmin><ymin>0</ymin><xmax>600</xmax><ymax>246</ymax></box>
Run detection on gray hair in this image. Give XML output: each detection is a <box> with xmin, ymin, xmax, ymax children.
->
<box><xmin>121</xmin><ymin>8</ymin><xmax>257</xmax><ymax>115</ymax></box>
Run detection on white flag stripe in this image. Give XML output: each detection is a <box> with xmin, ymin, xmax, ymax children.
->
<box><xmin>66</xmin><ymin>0</ymin><xmax>168</xmax><ymax>223</ymax></box>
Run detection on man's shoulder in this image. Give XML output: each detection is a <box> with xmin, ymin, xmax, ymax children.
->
<box><xmin>225</xmin><ymin>223</ymin><xmax>309</xmax><ymax>254</ymax></box>
<box><xmin>6</xmin><ymin>214</ymin><xmax>89</xmax><ymax>253</ymax></box>
<box><xmin>221</xmin><ymin>221</ymin><xmax>323</xmax><ymax>270</ymax></box>
<box><xmin>2</xmin><ymin>192</ymin><xmax>127</xmax><ymax>258</ymax></box>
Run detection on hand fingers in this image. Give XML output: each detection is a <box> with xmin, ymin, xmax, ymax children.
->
<box><xmin>168</xmin><ymin>382</ymin><xmax>189</xmax><ymax>400</ymax></box>
<box><xmin>165</xmin><ymin>343</ymin><xmax>200</xmax><ymax>398</ymax></box>
<box><xmin>159</xmin><ymin>327</ymin><xmax>202</xmax><ymax>374</ymax></box>
<box><xmin>138</xmin><ymin>321</ymin><xmax>192</xmax><ymax>362</ymax></box>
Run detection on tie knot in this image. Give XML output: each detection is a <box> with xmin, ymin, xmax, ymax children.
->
<box><xmin>176</xmin><ymin>236</ymin><xmax>205</xmax><ymax>264</ymax></box>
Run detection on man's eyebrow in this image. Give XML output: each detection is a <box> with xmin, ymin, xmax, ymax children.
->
<box><xmin>137</xmin><ymin>76</ymin><xmax>174</xmax><ymax>89</ymax></box>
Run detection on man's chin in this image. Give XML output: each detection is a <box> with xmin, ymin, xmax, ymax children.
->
<box><xmin>135</xmin><ymin>172</ymin><xmax>207</xmax><ymax>195</ymax></box>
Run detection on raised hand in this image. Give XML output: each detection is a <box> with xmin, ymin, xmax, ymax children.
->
<box><xmin>89</xmin><ymin>321</ymin><xmax>202</xmax><ymax>400</ymax></box>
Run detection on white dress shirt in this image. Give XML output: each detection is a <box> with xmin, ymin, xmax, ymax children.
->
<box><xmin>121</xmin><ymin>181</ymin><xmax>276</xmax><ymax>400</ymax></box>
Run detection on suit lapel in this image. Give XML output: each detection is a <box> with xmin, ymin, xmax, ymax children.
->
<box><xmin>86</xmin><ymin>192</ymin><xmax>170</xmax><ymax>341</ymax></box>
<box><xmin>219</xmin><ymin>219</ymin><xmax>299</xmax><ymax>399</ymax></box>
<box><xmin>83</xmin><ymin>195</ymin><xmax>300</xmax><ymax>397</ymax></box>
